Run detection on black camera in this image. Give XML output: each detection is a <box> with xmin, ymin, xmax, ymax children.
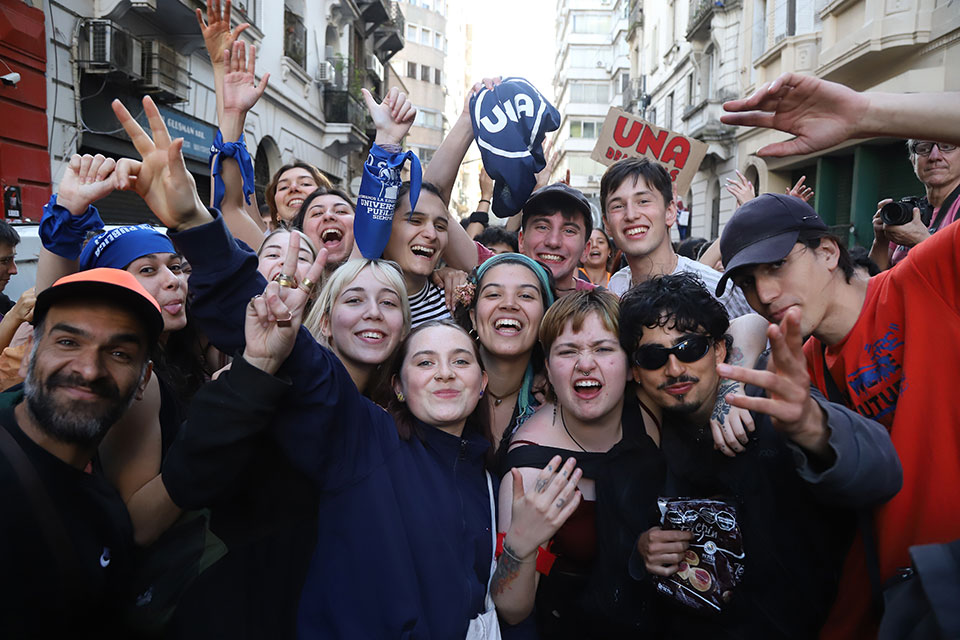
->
<box><xmin>879</xmin><ymin>196</ymin><xmax>925</xmax><ymax>226</ymax></box>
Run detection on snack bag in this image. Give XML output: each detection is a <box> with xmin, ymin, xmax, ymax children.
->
<box><xmin>652</xmin><ymin>497</ymin><xmax>745</xmax><ymax>614</ymax></box>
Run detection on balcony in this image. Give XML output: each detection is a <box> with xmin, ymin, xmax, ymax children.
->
<box><xmin>622</xmin><ymin>77</ymin><xmax>647</xmax><ymax>114</ymax></box>
<box><xmin>687</xmin><ymin>0</ymin><xmax>739</xmax><ymax>41</ymax></box>
<box><xmin>322</xmin><ymin>87</ymin><xmax>370</xmax><ymax>155</ymax></box>
<box><xmin>358</xmin><ymin>0</ymin><xmax>391</xmax><ymax>26</ymax></box>
<box><xmin>373</xmin><ymin>1</ymin><xmax>405</xmax><ymax>61</ymax></box>
<box><xmin>628</xmin><ymin>0</ymin><xmax>643</xmax><ymax>40</ymax></box>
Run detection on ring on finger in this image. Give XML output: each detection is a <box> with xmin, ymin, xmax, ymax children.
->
<box><xmin>275</xmin><ymin>273</ymin><xmax>297</xmax><ymax>288</ymax></box>
<box><xmin>275</xmin><ymin>312</ymin><xmax>294</xmax><ymax>328</ymax></box>
<box><xmin>298</xmin><ymin>276</ymin><xmax>317</xmax><ymax>294</ymax></box>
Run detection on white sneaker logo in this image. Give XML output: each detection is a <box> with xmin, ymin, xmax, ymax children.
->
<box><xmin>99</xmin><ymin>547</ymin><xmax>111</xmax><ymax>568</ymax></box>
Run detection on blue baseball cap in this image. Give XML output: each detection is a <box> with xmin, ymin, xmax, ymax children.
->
<box><xmin>470</xmin><ymin>78</ymin><xmax>560</xmax><ymax>218</ymax></box>
<box><xmin>716</xmin><ymin>193</ymin><xmax>829</xmax><ymax>296</ymax></box>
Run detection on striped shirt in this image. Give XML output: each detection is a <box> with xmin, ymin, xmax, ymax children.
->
<box><xmin>607</xmin><ymin>255</ymin><xmax>754</xmax><ymax>318</ymax></box>
<box><xmin>409</xmin><ymin>281</ymin><xmax>452</xmax><ymax>328</ymax></box>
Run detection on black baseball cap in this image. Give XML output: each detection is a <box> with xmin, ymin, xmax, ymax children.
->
<box><xmin>716</xmin><ymin>193</ymin><xmax>829</xmax><ymax>296</ymax></box>
<box><xmin>34</xmin><ymin>268</ymin><xmax>165</xmax><ymax>346</ymax></box>
<box><xmin>521</xmin><ymin>183</ymin><xmax>594</xmax><ymax>239</ymax></box>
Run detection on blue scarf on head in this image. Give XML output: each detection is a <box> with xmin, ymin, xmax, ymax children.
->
<box><xmin>78</xmin><ymin>225</ymin><xmax>176</xmax><ymax>271</ymax></box>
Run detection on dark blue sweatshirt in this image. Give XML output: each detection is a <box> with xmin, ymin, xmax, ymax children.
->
<box><xmin>170</xmin><ymin>212</ymin><xmax>494</xmax><ymax>639</ymax></box>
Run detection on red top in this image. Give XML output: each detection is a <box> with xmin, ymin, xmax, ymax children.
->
<box><xmin>807</xmin><ymin>220</ymin><xmax>960</xmax><ymax>639</ymax></box>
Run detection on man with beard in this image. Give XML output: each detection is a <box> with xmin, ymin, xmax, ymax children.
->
<box><xmin>609</xmin><ymin>273</ymin><xmax>901</xmax><ymax>638</ymax></box>
<box><xmin>0</xmin><ymin>268</ymin><xmax>162</xmax><ymax>638</ymax></box>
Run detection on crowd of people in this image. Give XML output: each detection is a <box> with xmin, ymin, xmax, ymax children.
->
<box><xmin>1</xmin><ymin>2</ymin><xmax>959</xmax><ymax>638</ymax></box>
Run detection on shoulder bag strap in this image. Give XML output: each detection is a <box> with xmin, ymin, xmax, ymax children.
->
<box><xmin>0</xmin><ymin>426</ymin><xmax>82</xmax><ymax>596</ymax></box>
<box><xmin>929</xmin><ymin>182</ymin><xmax>960</xmax><ymax>232</ymax></box>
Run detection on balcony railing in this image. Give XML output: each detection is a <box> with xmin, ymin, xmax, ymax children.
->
<box><xmin>324</xmin><ymin>88</ymin><xmax>367</xmax><ymax>131</ymax></box>
<box><xmin>628</xmin><ymin>0</ymin><xmax>643</xmax><ymax>38</ymax></box>
<box><xmin>284</xmin><ymin>9</ymin><xmax>306</xmax><ymax>69</ymax></box>
<box><xmin>374</xmin><ymin>1</ymin><xmax>405</xmax><ymax>61</ymax></box>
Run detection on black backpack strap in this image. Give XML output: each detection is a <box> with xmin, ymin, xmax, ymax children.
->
<box><xmin>929</xmin><ymin>182</ymin><xmax>960</xmax><ymax>232</ymax></box>
<box><xmin>0</xmin><ymin>425</ymin><xmax>82</xmax><ymax>596</ymax></box>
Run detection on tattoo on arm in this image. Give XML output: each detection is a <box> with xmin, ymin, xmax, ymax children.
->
<box><xmin>491</xmin><ymin>544</ymin><xmax>524</xmax><ymax>596</ymax></box>
<box><xmin>729</xmin><ymin>346</ymin><xmax>744</xmax><ymax>366</ymax></box>
<box><xmin>711</xmin><ymin>380</ymin><xmax>740</xmax><ymax>423</ymax></box>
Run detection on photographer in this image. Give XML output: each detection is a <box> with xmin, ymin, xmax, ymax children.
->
<box><xmin>870</xmin><ymin>139</ymin><xmax>960</xmax><ymax>270</ymax></box>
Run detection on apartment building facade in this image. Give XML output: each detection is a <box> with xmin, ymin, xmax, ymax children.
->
<box><xmin>551</xmin><ymin>0</ymin><xmax>632</xmax><ymax>223</ymax></box>
<box><xmin>32</xmin><ymin>0</ymin><xmax>403</xmax><ymax>224</ymax></box>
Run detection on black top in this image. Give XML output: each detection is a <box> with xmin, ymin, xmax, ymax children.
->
<box><xmin>0</xmin><ymin>394</ymin><xmax>133</xmax><ymax>639</ymax></box>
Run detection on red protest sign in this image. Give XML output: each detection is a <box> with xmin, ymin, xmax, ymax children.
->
<box><xmin>591</xmin><ymin>107</ymin><xmax>708</xmax><ymax>197</ymax></box>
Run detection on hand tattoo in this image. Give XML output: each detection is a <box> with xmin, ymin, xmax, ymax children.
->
<box><xmin>712</xmin><ymin>380</ymin><xmax>740</xmax><ymax>424</ymax></box>
<box><xmin>535</xmin><ymin>478</ymin><xmax>548</xmax><ymax>493</ymax></box>
<box><xmin>555</xmin><ymin>498</ymin><xmax>565</xmax><ymax>509</ymax></box>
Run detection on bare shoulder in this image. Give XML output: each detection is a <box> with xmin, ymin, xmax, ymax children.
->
<box><xmin>509</xmin><ymin>403</ymin><xmax>566</xmax><ymax>450</ymax></box>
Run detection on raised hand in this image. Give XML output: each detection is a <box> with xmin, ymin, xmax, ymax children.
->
<box><xmin>362</xmin><ymin>86</ymin><xmax>417</xmax><ymax>147</ymax></box>
<box><xmin>502</xmin><ymin>456</ymin><xmax>582</xmax><ymax>559</ymax></box>
<box><xmin>479</xmin><ymin>167</ymin><xmax>494</xmax><ymax>201</ymax></box>
<box><xmin>636</xmin><ymin>526</ymin><xmax>694</xmax><ymax>576</ymax></box>
<box><xmin>717</xmin><ymin>308</ymin><xmax>832</xmax><ymax>459</ymax></box>
<box><xmin>222</xmin><ymin>40</ymin><xmax>268</xmax><ymax>115</ymax></box>
<box><xmin>196</xmin><ymin>0</ymin><xmax>249</xmax><ymax>68</ymax></box>
<box><xmin>720</xmin><ymin>73</ymin><xmax>869</xmax><ymax>157</ymax></box>
<box><xmin>56</xmin><ymin>154</ymin><xmax>118</xmax><ymax>216</ymax></box>
<box><xmin>785</xmin><ymin>175</ymin><xmax>814</xmax><ymax>203</ymax></box>
<box><xmin>243</xmin><ymin>232</ymin><xmax>327</xmax><ymax>374</ymax></box>
<box><xmin>724</xmin><ymin>170</ymin><xmax>755</xmax><ymax>207</ymax></box>
<box><xmin>111</xmin><ymin>96</ymin><xmax>211</xmax><ymax>231</ymax></box>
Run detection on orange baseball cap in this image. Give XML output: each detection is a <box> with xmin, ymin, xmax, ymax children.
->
<box><xmin>34</xmin><ymin>268</ymin><xmax>165</xmax><ymax>344</ymax></box>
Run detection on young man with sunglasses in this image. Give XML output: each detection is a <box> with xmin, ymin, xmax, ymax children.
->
<box><xmin>870</xmin><ymin>139</ymin><xmax>960</xmax><ymax>270</ymax></box>
<box><xmin>604</xmin><ymin>273</ymin><xmax>900</xmax><ymax>638</ymax></box>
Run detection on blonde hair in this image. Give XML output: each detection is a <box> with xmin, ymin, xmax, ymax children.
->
<box><xmin>304</xmin><ymin>259</ymin><xmax>411</xmax><ymax>347</ymax></box>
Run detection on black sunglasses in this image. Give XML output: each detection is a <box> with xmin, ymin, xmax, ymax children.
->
<box><xmin>633</xmin><ymin>335</ymin><xmax>713</xmax><ymax>370</ymax></box>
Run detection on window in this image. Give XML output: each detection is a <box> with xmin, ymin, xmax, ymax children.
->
<box><xmin>421</xmin><ymin>27</ymin><xmax>431</xmax><ymax>45</ymax></box>
<box><xmin>407</xmin><ymin>24</ymin><xmax>418</xmax><ymax>41</ymax></box>
<box><xmin>569</xmin><ymin>82</ymin><xmax>609</xmax><ymax>103</ymax></box>
<box><xmin>419</xmin><ymin>147</ymin><xmax>436</xmax><ymax>164</ymax></box>
<box><xmin>665</xmin><ymin>92</ymin><xmax>674</xmax><ymax>130</ymax></box>
<box><xmin>569</xmin><ymin>47</ymin><xmax>609</xmax><ymax>69</ymax></box>
<box><xmin>752</xmin><ymin>0</ymin><xmax>767</xmax><ymax>60</ymax></box>
<box><xmin>434</xmin><ymin>68</ymin><xmax>442</xmax><ymax>84</ymax></box>
<box><xmin>572</xmin><ymin>14</ymin><xmax>610</xmax><ymax>33</ymax></box>
<box><xmin>407</xmin><ymin>61</ymin><xmax>417</xmax><ymax>79</ymax></box>
<box><xmin>567</xmin><ymin>155</ymin><xmax>607</xmax><ymax>176</ymax></box>
<box><xmin>415</xmin><ymin>109</ymin><xmax>442</xmax><ymax>129</ymax></box>
<box><xmin>649</xmin><ymin>107</ymin><xmax>657</xmax><ymax>126</ymax></box>
<box><xmin>283</xmin><ymin>8</ymin><xmax>306</xmax><ymax>68</ymax></box>
<box><xmin>686</xmin><ymin>73</ymin><xmax>694</xmax><ymax>106</ymax></box>
<box><xmin>434</xmin><ymin>33</ymin><xmax>443</xmax><ymax>49</ymax></box>
<box><xmin>569</xmin><ymin>120</ymin><xmax>599</xmax><ymax>138</ymax></box>
<box><xmin>421</xmin><ymin>64</ymin><xmax>431</xmax><ymax>82</ymax></box>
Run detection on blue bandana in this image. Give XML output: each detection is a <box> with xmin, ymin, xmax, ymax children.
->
<box><xmin>78</xmin><ymin>225</ymin><xmax>176</xmax><ymax>271</ymax></box>
<box><xmin>470</xmin><ymin>78</ymin><xmax>560</xmax><ymax>218</ymax></box>
<box><xmin>354</xmin><ymin>143</ymin><xmax>423</xmax><ymax>259</ymax></box>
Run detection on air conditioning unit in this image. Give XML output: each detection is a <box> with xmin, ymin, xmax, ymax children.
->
<box><xmin>80</xmin><ymin>19</ymin><xmax>143</xmax><ymax>80</ymax></box>
<box><xmin>587</xmin><ymin>174</ymin><xmax>601</xmax><ymax>184</ymax></box>
<box><xmin>365</xmin><ymin>54</ymin><xmax>384</xmax><ymax>82</ymax></box>
<box><xmin>140</xmin><ymin>39</ymin><xmax>190</xmax><ymax>103</ymax></box>
<box><xmin>316</xmin><ymin>60</ymin><xmax>335</xmax><ymax>84</ymax></box>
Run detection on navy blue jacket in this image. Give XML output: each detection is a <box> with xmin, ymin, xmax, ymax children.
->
<box><xmin>170</xmin><ymin>212</ymin><xmax>494</xmax><ymax>639</ymax></box>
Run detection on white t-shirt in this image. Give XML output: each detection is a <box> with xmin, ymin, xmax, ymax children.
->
<box><xmin>608</xmin><ymin>255</ymin><xmax>753</xmax><ymax>318</ymax></box>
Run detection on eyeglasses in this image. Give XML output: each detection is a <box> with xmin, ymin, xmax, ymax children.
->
<box><xmin>633</xmin><ymin>335</ymin><xmax>712</xmax><ymax>370</ymax></box>
<box><xmin>910</xmin><ymin>141</ymin><xmax>958</xmax><ymax>156</ymax></box>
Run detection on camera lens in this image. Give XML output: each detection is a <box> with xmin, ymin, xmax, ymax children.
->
<box><xmin>880</xmin><ymin>201</ymin><xmax>914</xmax><ymax>226</ymax></box>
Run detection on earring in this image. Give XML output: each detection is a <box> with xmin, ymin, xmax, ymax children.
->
<box><xmin>479</xmin><ymin>389</ymin><xmax>485</xmax><ymax>398</ymax></box>
<box><xmin>396</xmin><ymin>391</ymin><xmax>405</xmax><ymax>402</ymax></box>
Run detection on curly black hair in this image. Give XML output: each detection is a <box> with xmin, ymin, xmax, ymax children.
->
<box><xmin>619</xmin><ymin>273</ymin><xmax>730</xmax><ymax>356</ymax></box>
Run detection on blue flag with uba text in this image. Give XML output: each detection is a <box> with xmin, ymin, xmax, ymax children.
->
<box><xmin>353</xmin><ymin>144</ymin><xmax>422</xmax><ymax>260</ymax></box>
<box><xmin>470</xmin><ymin>78</ymin><xmax>560</xmax><ymax>218</ymax></box>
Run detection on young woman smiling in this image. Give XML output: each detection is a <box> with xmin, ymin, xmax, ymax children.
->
<box><xmin>456</xmin><ymin>252</ymin><xmax>557</xmax><ymax>460</ymax></box>
<box><xmin>303</xmin><ymin>258</ymin><xmax>410</xmax><ymax>401</ymax></box>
